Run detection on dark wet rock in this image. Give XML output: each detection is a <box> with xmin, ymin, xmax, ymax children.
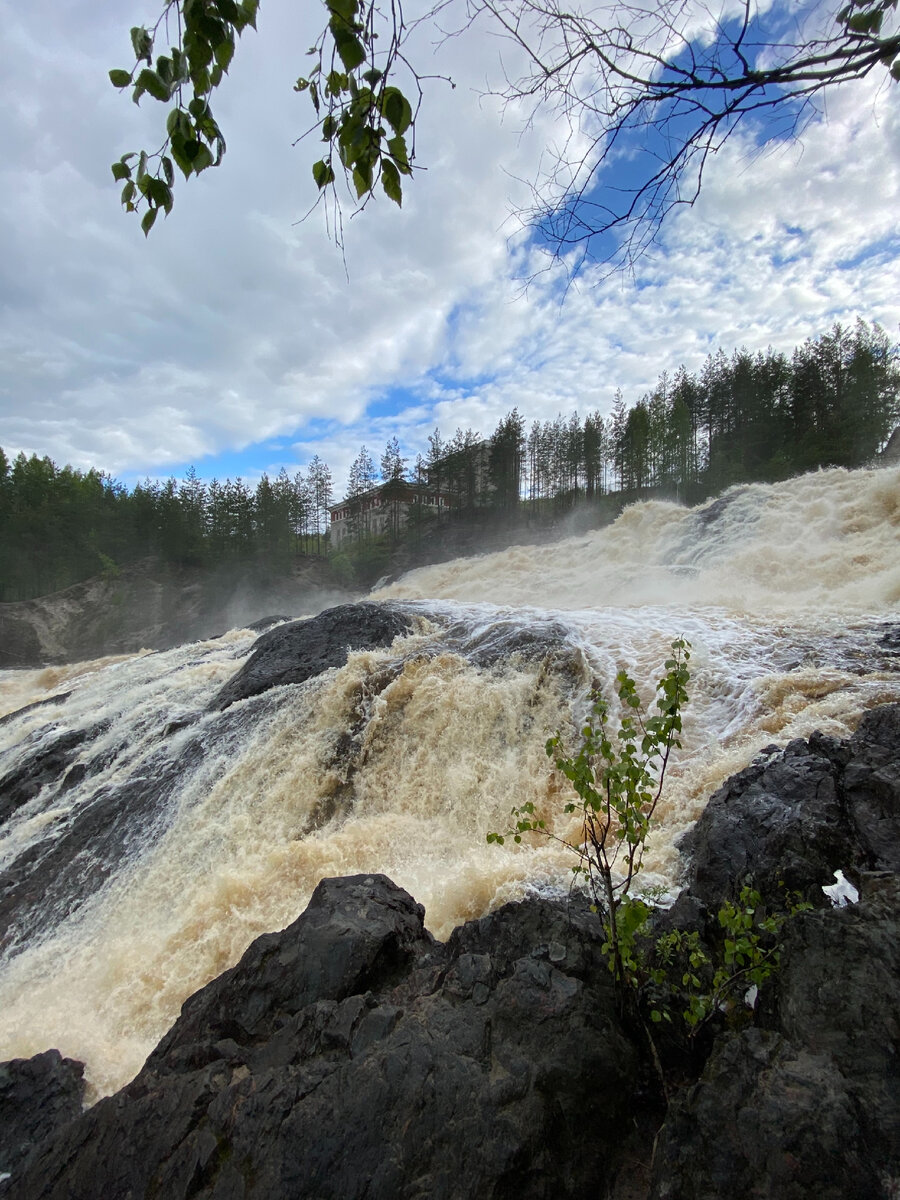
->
<box><xmin>0</xmin><ymin>692</ymin><xmax>71</xmax><ymax>729</ymax></box>
<box><xmin>0</xmin><ymin>1050</ymin><xmax>84</xmax><ymax>1180</ymax></box>
<box><xmin>212</xmin><ymin>602</ymin><xmax>416</xmax><ymax>710</ymax></box>
<box><xmin>678</xmin><ymin>702</ymin><xmax>900</xmax><ymax>906</ymax></box>
<box><xmin>648</xmin><ymin>705</ymin><xmax>900</xmax><ymax>1200</ymax></box>
<box><xmin>242</xmin><ymin>614</ymin><xmax>293</xmax><ymax>633</ymax></box>
<box><xmin>677</xmin><ymin>736</ymin><xmax>849</xmax><ymax>906</ymax></box>
<box><xmin>0</xmin><ymin>725</ymin><xmax>90</xmax><ymax>828</ymax></box>
<box><xmin>10</xmin><ymin>875</ymin><xmax>642</xmax><ymax>1200</ymax></box>
<box><xmin>649</xmin><ymin>879</ymin><xmax>900</xmax><ymax>1200</ymax></box>
<box><xmin>839</xmin><ymin>703</ymin><xmax>900</xmax><ymax>871</ymax></box>
<box><xmin>650</xmin><ymin>1028</ymin><xmax>882</xmax><ymax>1200</ymax></box>
<box><xmin>690</xmin><ymin>487</ymin><xmax>750</xmax><ymax>531</ymax></box>
<box><xmin>436</xmin><ymin>614</ymin><xmax>578</xmax><ymax>671</ymax></box>
<box><xmin>5</xmin><ymin>708</ymin><xmax>900</xmax><ymax>1200</ymax></box>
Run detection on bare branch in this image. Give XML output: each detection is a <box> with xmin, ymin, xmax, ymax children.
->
<box><xmin>471</xmin><ymin>0</ymin><xmax>900</xmax><ymax>270</ymax></box>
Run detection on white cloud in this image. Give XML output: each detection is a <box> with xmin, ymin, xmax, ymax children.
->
<box><xmin>0</xmin><ymin>0</ymin><xmax>898</xmax><ymax>491</ymax></box>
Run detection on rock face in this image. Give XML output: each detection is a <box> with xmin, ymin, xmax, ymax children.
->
<box><xmin>5</xmin><ymin>876</ymin><xmax>642</xmax><ymax>1200</ymax></box>
<box><xmin>0</xmin><ymin>558</ymin><xmax>351</xmax><ymax>668</ymax></box>
<box><xmin>2</xmin><ymin>705</ymin><xmax>899</xmax><ymax>1200</ymax></box>
<box><xmin>212</xmin><ymin>602</ymin><xmax>416</xmax><ymax>710</ymax></box>
<box><xmin>0</xmin><ymin>1051</ymin><xmax>84</xmax><ymax>1180</ymax></box>
<box><xmin>679</xmin><ymin>702</ymin><xmax>900</xmax><ymax>906</ymax></box>
<box><xmin>650</xmin><ymin>704</ymin><xmax>900</xmax><ymax>1200</ymax></box>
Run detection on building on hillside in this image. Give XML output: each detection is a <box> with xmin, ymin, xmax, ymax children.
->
<box><xmin>328</xmin><ymin>477</ymin><xmax>452</xmax><ymax>549</ymax></box>
<box><xmin>877</xmin><ymin>425</ymin><xmax>900</xmax><ymax>464</ymax></box>
<box><xmin>422</xmin><ymin>438</ymin><xmax>495</xmax><ymax>507</ymax></box>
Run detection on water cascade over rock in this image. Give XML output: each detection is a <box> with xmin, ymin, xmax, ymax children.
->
<box><xmin>0</xmin><ymin>464</ymin><xmax>898</xmax><ymax>1195</ymax></box>
<box><xmin>3</xmin><ymin>705</ymin><xmax>899</xmax><ymax>1198</ymax></box>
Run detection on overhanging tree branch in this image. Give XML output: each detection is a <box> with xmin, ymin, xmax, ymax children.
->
<box><xmin>471</xmin><ymin>0</ymin><xmax>899</xmax><ymax>268</ymax></box>
<box><xmin>109</xmin><ymin>0</ymin><xmax>900</xmax><ymax>268</ymax></box>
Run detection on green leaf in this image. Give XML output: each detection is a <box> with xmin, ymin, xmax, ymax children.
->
<box><xmin>327</xmin><ymin>0</ymin><xmax>358</xmax><ymax>23</ymax></box>
<box><xmin>333</xmin><ymin>29</ymin><xmax>366</xmax><ymax>72</ymax></box>
<box><xmin>352</xmin><ymin>162</ymin><xmax>373</xmax><ymax>198</ymax></box>
<box><xmin>171</xmin><ymin>142</ymin><xmax>195</xmax><ymax>179</ymax></box>
<box><xmin>215</xmin><ymin>0</ymin><xmax>240</xmax><ymax>21</ymax></box>
<box><xmin>187</xmin><ymin>35</ymin><xmax>214</xmax><ymax>76</ymax></box>
<box><xmin>382</xmin><ymin>87</ymin><xmax>412</xmax><ymax>135</ymax></box>
<box><xmin>167</xmin><ymin>108</ymin><xmax>191</xmax><ymax>140</ymax></box>
<box><xmin>192</xmin><ymin>144</ymin><xmax>214</xmax><ymax>172</ymax></box>
<box><xmin>387</xmin><ymin>134</ymin><xmax>411</xmax><ymax>174</ymax></box>
<box><xmin>136</xmin><ymin>68</ymin><xmax>170</xmax><ymax>102</ymax></box>
<box><xmin>130</xmin><ymin>26</ymin><xmax>153</xmax><ymax>62</ymax></box>
<box><xmin>214</xmin><ymin>38</ymin><xmax>235</xmax><ymax>72</ymax></box>
<box><xmin>120</xmin><ymin>180</ymin><xmax>136</xmax><ymax>206</ymax></box>
<box><xmin>149</xmin><ymin>178</ymin><xmax>173</xmax><ymax>212</ymax></box>
<box><xmin>109</xmin><ymin>68</ymin><xmax>132</xmax><ymax>89</ymax></box>
<box><xmin>111</xmin><ymin>160</ymin><xmax>132</xmax><ymax>182</ymax></box>
<box><xmin>848</xmin><ymin>8</ymin><xmax>883</xmax><ymax>31</ymax></box>
<box><xmin>141</xmin><ymin>207</ymin><xmax>158</xmax><ymax>236</ymax></box>
<box><xmin>197</xmin><ymin>15</ymin><xmax>229</xmax><ymax>49</ymax></box>
<box><xmin>240</xmin><ymin>0</ymin><xmax>259</xmax><ymax>29</ymax></box>
<box><xmin>312</xmin><ymin>159</ymin><xmax>335</xmax><ymax>189</ymax></box>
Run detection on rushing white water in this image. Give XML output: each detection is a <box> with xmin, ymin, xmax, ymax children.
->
<box><xmin>0</xmin><ymin>464</ymin><xmax>897</xmax><ymax>1101</ymax></box>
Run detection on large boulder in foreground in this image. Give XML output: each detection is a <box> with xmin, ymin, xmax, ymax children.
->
<box><xmin>678</xmin><ymin>702</ymin><xmax>900</xmax><ymax>906</ymax></box>
<box><xmin>649</xmin><ymin>704</ymin><xmax>900</xmax><ymax>1199</ymax></box>
<box><xmin>5</xmin><ymin>876</ymin><xmax>640</xmax><ymax>1200</ymax></box>
<box><xmin>650</xmin><ymin>879</ymin><xmax>900</xmax><ymax>1200</ymax></box>
<box><xmin>212</xmin><ymin>602</ymin><xmax>416</xmax><ymax>710</ymax></box>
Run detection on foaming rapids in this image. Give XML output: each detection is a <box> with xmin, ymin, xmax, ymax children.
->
<box><xmin>0</xmin><ymin>464</ymin><xmax>897</xmax><ymax>1101</ymax></box>
<box><xmin>375</xmin><ymin>465</ymin><xmax>900</xmax><ymax>613</ymax></box>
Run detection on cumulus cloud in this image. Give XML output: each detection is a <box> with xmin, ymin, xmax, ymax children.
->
<box><xmin>0</xmin><ymin>0</ymin><xmax>898</xmax><ymax>496</ymax></box>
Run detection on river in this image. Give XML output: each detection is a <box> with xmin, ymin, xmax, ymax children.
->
<box><xmin>0</xmin><ymin>463</ymin><xmax>897</xmax><ymax>1101</ymax></box>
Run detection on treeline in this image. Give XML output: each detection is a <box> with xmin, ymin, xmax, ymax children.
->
<box><xmin>0</xmin><ymin>455</ymin><xmax>333</xmax><ymax>602</ymax></box>
<box><xmin>413</xmin><ymin>319</ymin><xmax>898</xmax><ymax>515</ymax></box>
<box><xmin>1</xmin><ymin>319</ymin><xmax>897</xmax><ymax>601</ymax></box>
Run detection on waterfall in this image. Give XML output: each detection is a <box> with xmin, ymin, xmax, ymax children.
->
<box><xmin>0</xmin><ymin>463</ymin><xmax>897</xmax><ymax>1101</ymax></box>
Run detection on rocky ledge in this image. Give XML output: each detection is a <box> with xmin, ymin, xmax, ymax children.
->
<box><xmin>2</xmin><ymin>704</ymin><xmax>898</xmax><ymax>1200</ymax></box>
<box><xmin>0</xmin><ymin>558</ymin><xmax>351</xmax><ymax>668</ymax></box>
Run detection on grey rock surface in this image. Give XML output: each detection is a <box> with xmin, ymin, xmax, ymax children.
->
<box><xmin>0</xmin><ymin>1050</ymin><xmax>84</xmax><ymax>1180</ymax></box>
<box><xmin>0</xmin><ymin>558</ymin><xmax>350</xmax><ymax>668</ymax></box>
<box><xmin>5</xmin><ymin>875</ymin><xmax>641</xmax><ymax>1200</ymax></box>
<box><xmin>649</xmin><ymin>704</ymin><xmax>900</xmax><ymax>1200</ymax></box>
<box><xmin>678</xmin><ymin>702</ymin><xmax>900</xmax><ymax>906</ymax></box>
<box><xmin>212</xmin><ymin>602</ymin><xmax>416</xmax><ymax>710</ymax></box>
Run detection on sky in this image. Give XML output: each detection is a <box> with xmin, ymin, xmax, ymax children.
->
<box><xmin>1</xmin><ymin>0</ymin><xmax>899</xmax><ymax>498</ymax></box>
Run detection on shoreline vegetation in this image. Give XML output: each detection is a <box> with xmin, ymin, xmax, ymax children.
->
<box><xmin>1</xmin><ymin>319</ymin><xmax>897</xmax><ymax>607</ymax></box>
